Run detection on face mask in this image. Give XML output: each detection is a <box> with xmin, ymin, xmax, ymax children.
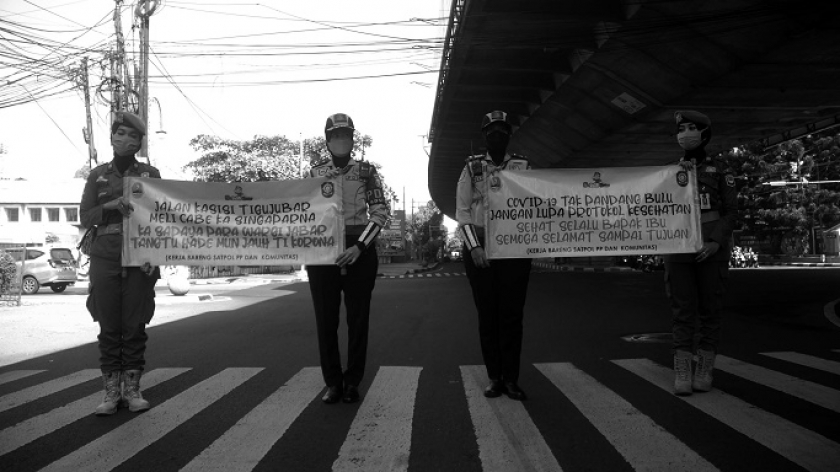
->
<box><xmin>327</xmin><ymin>136</ymin><xmax>353</xmax><ymax>157</ymax></box>
<box><xmin>112</xmin><ymin>134</ymin><xmax>142</xmax><ymax>157</ymax></box>
<box><xmin>677</xmin><ymin>129</ymin><xmax>702</xmax><ymax>150</ymax></box>
<box><xmin>485</xmin><ymin>131</ymin><xmax>509</xmax><ymax>152</ymax></box>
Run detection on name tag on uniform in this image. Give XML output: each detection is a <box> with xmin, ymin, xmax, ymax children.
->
<box><xmin>700</xmin><ymin>193</ymin><xmax>711</xmax><ymax>210</ymax></box>
<box><xmin>315</xmin><ymin>167</ymin><xmax>330</xmax><ymax>177</ymax></box>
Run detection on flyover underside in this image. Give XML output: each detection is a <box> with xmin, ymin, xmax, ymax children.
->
<box><xmin>429</xmin><ymin>0</ymin><xmax>840</xmax><ymax>218</ymax></box>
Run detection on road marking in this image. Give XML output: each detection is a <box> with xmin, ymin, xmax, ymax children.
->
<box><xmin>0</xmin><ymin>368</ymin><xmax>189</xmax><ymax>456</ymax></box>
<box><xmin>332</xmin><ymin>366</ymin><xmax>423</xmax><ymax>472</ymax></box>
<box><xmin>613</xmin><ymin>359</ymin><xmax>840</xmax><ymax>472</ymax></box>
<box><xmin>715</xmin><ymin>356</ymin><xmax>840</xmax><ymax>413</ymax></box>
<box><xmin>181</xmin><ymin>367</ymin><xmax>323</xmax><ymax>472</ymax></box>
<box><xmin>40</xmin><ymin>368</ymin><xmax>262</xmax><ymax>472</ymax></box>
<box><xmin>535</xmin><ymin>362</ymin><xmax>717</xmax><ymax>472</ymax></box>
<box><xmin>0</xmin><ymin>370</ymin><xmax>45</xmax><ymax>386</ymax></box>
<box><xmin>0</xmin><ymin>369</ymin><xmax>99</xmax><ymax>414</ymax></box>
<box><xmin>760</xmin><ymin>352</ymin><xmax>840</xmax><ymax>375</ymax></box>
<box><xmin>460</xmin><ymin>365</ymin><xmax>562</xmax><ymax>472</ymax></box>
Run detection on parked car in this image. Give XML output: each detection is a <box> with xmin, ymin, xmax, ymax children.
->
<box><xmin>7</xmin><ymin>247</ymin><xmax>77</xmax><ymax>294</ymax></box>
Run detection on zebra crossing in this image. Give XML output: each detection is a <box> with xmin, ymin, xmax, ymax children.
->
<box><xmin>1</xmin><ymin>350</ymin><xmax>838</xmax><ymax>471</ymax></box>
<box><xmin>379</xmin><ymin>272</ymin><xmax>466</xmax><ymax>279</ymax></box>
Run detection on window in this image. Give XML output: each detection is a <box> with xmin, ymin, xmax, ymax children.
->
<box><xmin>5</xmin><ymin>208</ymin><xmax>19</xmax><ymax>222</ymax></box>
<box><xmin>47</xmin><ymin>208</ymin><xmax>60</xmax><ymax>222</ymax></box>
<box><xmin>29</xmin><ymin>208</ymin><xmax>42</xmax><ymax>222</ymax></box>
<box><xmin>64</xmin><ymin>207</ymin><xmax>78</xmax><ymax>222</ymax></box>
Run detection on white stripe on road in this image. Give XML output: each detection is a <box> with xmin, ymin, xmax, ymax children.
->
<box><xmin>332</xmin><ymin>366</ymin><xmax>423</xmax><ymax>472</ymax></box>
<box><xmin>0</xmin><ymin>370</ymin><xmax>45</xmax><ymax>386</ymax></box>
<box><xmin>181</xmin><ymin>367</ymin><xmax>323</xmax><ymax>472</ymax></box>
<box><xmin>535</xmin><ymin>362</ymin><xmax>718</xmax><ymax>472</ymax></box>
<box><xmin>0</xmin><ymin>369</ymin><xmax>99</xmax><ymax>413</ymax></box>
<box><xmin>0</xmin><ymin>368</ymin><xmax>189</xmax><ymax>456</ymax></box>
<box><xmin>40</xmin><ymin>368</ymin><xmax>262</xmax><ymax>472</ymax></box>
<box><xmin>613</xmin><ymin>359</ymin><xmax>840</xmax><ymax>472</ymax></box>
<box><xmin>760</xmin><ymin>352</ymin><xmax>840</xmax><ymax>375</ymax></box>
<box><xmin>716</xmin><ymin>356</ymin><xmax>840</xmax><ymax>413</ymax></box>
<box><xmin>460</xmin><ymin>365</ymin><xmax>562</xmax><ymax>472</ymax></box>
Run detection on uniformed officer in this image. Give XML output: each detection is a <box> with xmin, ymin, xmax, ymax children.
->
<box><xmin>665</xmin><ymin>110</ymin><xmax>737</xmax><ymax>396</ymax></box>
<box><xmin>456</xmin><ymin>110</ymin><xmax>532</xmax><ymax>401</ymax></box>
<box><xmin>80</xmin><ymin>111</ymin><xmax>161</xmax><ymax>415</ymax></box>
<box><xmin>307</xmin><ymin>113</ymin><xmax>390</xmax><ymax>404</ymax></box>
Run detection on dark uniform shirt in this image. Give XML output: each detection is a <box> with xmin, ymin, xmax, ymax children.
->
<box><xmin>80</xmin><ymin>160</ymin><xmax>161</xmax><ymax>261</ymax></box>
<box><xmin>671</xmin><ymin>156</ymin><xmax>738</xmax><ymax>261</ymax></box>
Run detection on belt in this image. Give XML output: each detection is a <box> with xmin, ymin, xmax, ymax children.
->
<box><xmin>98</xmin><ymin>223</ymin><xmax>123</xmax><ymax>235</ymax></box>
<box><xmin>701</xmin><ymin>211</ymin><xmax>720</xmax><ymax>223</ymax></box>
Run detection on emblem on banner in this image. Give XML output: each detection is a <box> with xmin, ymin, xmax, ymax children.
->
<box><xmin>725</xmin><ymin>174</ymin><xmax>735</xmax><ymax>187</ymax></box>
<box><xmin>676</xmin><ymin>170</ymin><xmax>689</xmax><ymax>187</ymax></box>
<box><xmin>583</xmin><ymin>171</ymin><xmax>610</xmax><ymax>188</ymax></box>
<box><xmin>490</xmin><ymin>175</ymin><xmax>502</xmax><ymax>191</ymax></box>
<box><xmin>131</xmin><ymin>182</ymin><xmax>144</xmax><ymax>198</ymax></box>
<box><xmin>224</xmin><ymin>185</ymin><xmax>253</xmax><ymax>201</ymax></box>
<box><xmin>321</xmin><ymin>181</ymin><xmax>335</xmax><ymax>198</ymax></box>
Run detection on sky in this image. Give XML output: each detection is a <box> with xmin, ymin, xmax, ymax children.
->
<box><xmin>0</xmin><ymin>0</ymin><xmax>452</xmax><ymax>220</ymax></box>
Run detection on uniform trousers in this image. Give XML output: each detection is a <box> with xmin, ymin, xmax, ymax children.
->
<box><xmin>307</xmin><ymin>238</ymin><xmax>378</xmax><ymax>388</ymax></box>
<box><xmin>463</xmin><ymin>247</ymin><xmax>531</xmax><ymax>383</ymax></box>
<box><xmin>87</xmin><ymin>255</ymin><xmax>157</xmax><ymax>373</ymax></box>
<box><xmin>664</xmin><ymin>258</ymin><xmax>728</xmax><ymax>353</ymax></box>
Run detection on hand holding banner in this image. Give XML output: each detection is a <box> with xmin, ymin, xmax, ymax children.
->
<box><xmin>485</xmin><ymin>166</ymin><xmax>702</xmax><ymax>258</ymax></box>
<box><xmin>121</xmin><ymin>177</ymin><xmax>344</xmax><ymax>266</ymax></box>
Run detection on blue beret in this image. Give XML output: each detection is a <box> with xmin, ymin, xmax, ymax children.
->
<box><xmin>111</xmin><ymin>111</ymin><xmax>146</xmax><ymax>136</ymax></box>
<box><xmin>674</xmin><ymin>110</ymin><xmax>711</xmax><ymax>129</ymax></box>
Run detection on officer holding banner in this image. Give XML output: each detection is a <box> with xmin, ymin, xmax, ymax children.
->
<box><xmin>666</xmin><ymin>110</ymin><xmax>737</xmax><ymax>396</ymax></box>
<box><xmin>456</xmin><ymin>110</ymin><xmax>532</xmax><ymax>401</ymax></box>
<box><xmin>80</xmin><ymin>111</ymin><xmax>160</xmax><ymax>416</ymax></box>
<box><xmin>307</xmin><ymin>113</ymin><xmax>390</xmax><ymax>404</ymax></box>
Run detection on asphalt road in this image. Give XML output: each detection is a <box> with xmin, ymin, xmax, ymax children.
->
<box><xmin>1</xmin><ymin>264</ymin><xmax>838</xmax><ymax>471</ymax></box>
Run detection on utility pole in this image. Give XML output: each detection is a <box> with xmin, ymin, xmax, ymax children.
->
<box><xmin>80</xmin><ymin>57</ymin><xmax>97</xmax><ymax>168</ymax></box>
<box><xmin>135</xmin><ymin>0</ymin><xmax>158</xmax><ymax>164</ymax></box>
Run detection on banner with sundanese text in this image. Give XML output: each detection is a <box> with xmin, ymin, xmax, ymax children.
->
<box><xmin>485</xmin><ymin>166</ymin><xmax>702</xmax><ymax>258</ymax></box>
<box><xmin>121</xmin><ymin>177</ymin><xmax>344</xmax><ymax>266</ymax></box>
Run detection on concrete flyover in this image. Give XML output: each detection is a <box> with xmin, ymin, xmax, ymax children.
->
<box><xmin>428</xmin><ymin>0</ymin><xmax>840</xmax><ymax>218</ymax></box>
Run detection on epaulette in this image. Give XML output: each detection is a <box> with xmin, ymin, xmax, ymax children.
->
<box><xmin>505</xmin><ymin>154</ymin><xmax>529</xmax><ymax>171</ymax></box>
<box><xmin>311</xmin><ymin>156</ymin><xmax>331</xmax><ymax>168</ymax></box>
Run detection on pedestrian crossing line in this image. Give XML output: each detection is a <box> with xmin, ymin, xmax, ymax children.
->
<box><xmin>715</xmin><ymin>355</ymin><xmax>840</xmax><ymax>413</ymax></box>
<box><xmin>0</xmin><ymin>370</ymin><xmax>45</xmax><ymax>386</ymax></box>
<box><xmin>0</xmin><ymin>368</ymin><xmax>190</xmax><ymax>457</ymax></box>
<box><xmin>39</xmin><ymin>368</ymin><xmax>263</xmax><ymax>472</ymax></box>
<box><xmin>180</xmin><ymin>367</ymin><xmax>323</xmax><ymax>472</ymax></box>
<box><xmin>332</xmin><ymin>366</ymin><xmax>423</xmax><ymax>472</ymax></box>
<box><xmin>535</xmin><ymin>362</ymin><xmax>718</xmax><ymax>472</ymax></box>
<box><xmin>0</xmin><ymin>369</ymin><xmax>100</xmax><ymax>414</ymax></box>
<box><xmin>760</xmin><ymin>352</ymin><xmax>840</xmax><ymax>375</ymax></box>
<box><xmin>460</xmin><ymin>365</ymin><xmax>562</xmax><ymax>472</ymax></box>
<box><xmin>612</xmin><ymin>359</ymin><xmax>840</xmax><ymax>472</ymax></box>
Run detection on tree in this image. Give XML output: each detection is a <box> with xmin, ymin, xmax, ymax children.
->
<box><xmin>74</xmin><ymin>164</ymin><xmax>91</xmax><ymax>180</ymax></box>
<box><xmin>722</xmin><ymin>127</ymin><xmax>840</xmax><ymax>255</ymax></box>
<box><xmin>184</xmin><ymin>132</ymin><xmax>400</xmax><ymax>213</ymax></box>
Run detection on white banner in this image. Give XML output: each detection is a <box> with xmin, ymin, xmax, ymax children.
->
<box><xmin>121</xmin><ymin>177</ymin><xmax>344</xmax><ymax>266</ymax></box>
<box><xmin>485</xmin><ymin>166</ymin><xmax>702</xmax><ymax>258</ymax></box>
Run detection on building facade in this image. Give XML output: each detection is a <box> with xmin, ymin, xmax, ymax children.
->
<box><xmin>0</xmin><ymin>179</ymin><xmax>85</xmax><ymax>248</ymax></box>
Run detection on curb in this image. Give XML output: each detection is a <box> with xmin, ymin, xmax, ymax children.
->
<box><xmin>532</xmin><ymin>261</ymin><xmax>635</xmax><ymax>273</ymax></box>
<box><xmin>761</xmin><ymin>262</ymin><xmax>840</xmax><ymax>268</ymax></box>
